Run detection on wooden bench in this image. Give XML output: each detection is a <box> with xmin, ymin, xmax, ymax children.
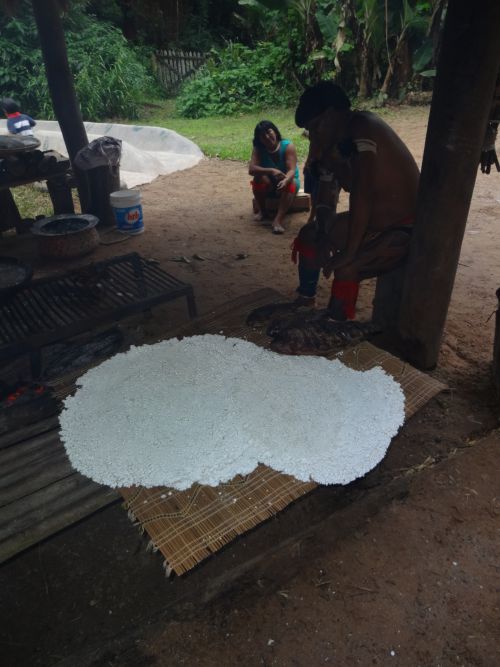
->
<box><xmin>252</xmin><ymin>190</ymin><xmax>311</xmax><ymax>214</ymax></box>
<box><xmin>0</xmin><ymin>150</ymin><xmax>73</xmax><ymax>234</ymax></box>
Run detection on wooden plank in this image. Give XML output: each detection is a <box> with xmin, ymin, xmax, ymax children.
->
<box><xmin>0</xmin><ymin>152</ymin><xmax>69</xmax><ymax>190</ymax></box>
<box><xmin>264</xmin><ymin>191</ymin><xmax>311</xmax><ymax>213</ymax></box>
<box><xmin>0</xmin><ymin>439</ymin><xmax>65</xmax><ymax>474</ymax></box>
<box><xmin>0</xmin><ymin>454</ymin><xmax>73</xmax><ymax>507</ymax></box>
<box><xmin>0</xmin><ymin>474</ymin><xmax>119</xmax><ymax>564</ymax></box>
<box><xmin>0</xmin><ymin>189</ymin><xmax>22</xmax><ymax>232</ymax></box>
<box><xmin>0</xmin><ymin>473</ymin><xmax>114</xmax><ymax>531</ymax></box>
<box><xmin>1</xmin><ymin>434</ymin><xmax>65</xmax><ymax>466</ymax></box>
<box><xmin>0</xmin><ymin>415</ymin><xmax>60</xmax><ymax>449</ymax></box>
<box><xmin>493</xmin><ymin>291</ymin><xmax>500</xmax><ymax>395</ymax></box>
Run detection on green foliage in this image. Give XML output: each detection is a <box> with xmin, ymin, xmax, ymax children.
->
<box><xmin>176</xmin><ymin>42</ymin><xmax>300</xmax><ymax>118</ymax></box>
<box><xmin>232</xmin><ymin>0</ymin><xmax>437</xmax><ymax>99</ymax></box>
<box><xmin>412</xmin><ymin>37</ymin><xmax>434</xmax><ymax>73</ymax></box>
<box><xmin>65</xmin><ymin>22</ymin><xmax>159</xmax><ymax>119</ymax></box>
<box><xmin>315</xmin><ymin>4</ymin><xmax>340</xmax><ymax>43</ymax></box>
<box><xmin>0</xmin><ymin>3</ymin><xmax>161</xmax><ymax>121</ymax></box>
<box><xmin>175</xmin><ymin>0</ymin><xmax>437</xmax><ymax>115</ymax></box>
<box><xmin>0</xmin><ymin>12</ymin><xmax>41</xmax><ymax>108</ymax></box>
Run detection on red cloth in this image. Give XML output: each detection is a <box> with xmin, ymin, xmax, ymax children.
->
<box><xmin>251</xmin><ymin>180</ymin><xmax>297</xmax><ymax>194</ymax></box>
<box><xmin>291</xmin><ymin>237</ymin><xmax>317</xmax><ymax>264</ymax></box>
<box><xmin>6</xmin><ymin>112</ymin><xmax>21</xmax><ymax>118</ymax></box>
<box><xmin>251</xmin><ymin>180</ymin><xmax>271</xmax><ymax>193</ymax></box>
<box><xmin>331</xmin><ymin>280</ymin><xmax>359</xmax><ymax>320</ymax></box>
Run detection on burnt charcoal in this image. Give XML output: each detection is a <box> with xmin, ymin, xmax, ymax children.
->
<box><xmin>335</xmin><ymin>329</ymin><xmax>350</xmax><ymax>343</ymax></box>
<box><xmin>42</xmin><ymin>327</ymin><xmax>123</xmax><ymax>379</ymax></box>
<box><xmin>34</xmin><ymin>265</ymin><xmax>112</xmax><ymax>312</ymax></box>
<box><xmin>73</xmin><ymin>264</ymin><xmax>110</xmax><ymax>287</ymax></box>
<box><xmin>0</xmin><ymin>388</ymin><xmax>59</xmax><ymax>436</ymax></box>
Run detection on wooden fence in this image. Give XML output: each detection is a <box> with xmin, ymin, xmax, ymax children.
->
<box><xmin>153</xmin><ymin>49</ymin><xmax>207</xmax><ymax>94</ymax></box>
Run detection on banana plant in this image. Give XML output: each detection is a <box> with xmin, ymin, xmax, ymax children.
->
<box><xmin>380</xmin><ymin>0</ymin><xmax>430</xmax><ymax>95</ymax></box>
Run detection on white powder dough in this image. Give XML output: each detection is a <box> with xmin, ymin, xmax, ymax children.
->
<box><xmin>59</xmin><ymin>335</ymin><xmax>405</xmax><ymax>489</ymax></box>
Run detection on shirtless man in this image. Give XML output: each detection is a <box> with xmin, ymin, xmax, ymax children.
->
<box><xmin>292</xmin><ymin>81</ymin><xmax>420</xmax><ymax>320</ymax></box>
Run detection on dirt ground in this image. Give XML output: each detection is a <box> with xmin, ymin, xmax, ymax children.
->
<box><xmin>1</xmin><ymin>105</ymin><xmax>500</xmax><ymax>667</ymax></box>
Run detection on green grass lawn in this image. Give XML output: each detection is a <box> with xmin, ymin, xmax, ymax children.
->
<box><xmin>11</xmin><ymin>184</ymin><xmax>55</xmax><ymax>220</ymax></box>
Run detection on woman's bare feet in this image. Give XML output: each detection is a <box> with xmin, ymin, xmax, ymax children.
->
<box><xmin>272</xmin><ymin>222</ymin><xmax>285</xmax><ymax>234</ymax></box>
<box><xmin>254</xmin><ymin>210</ymin><xmax>272</xmax><ymax>227</ymax></box>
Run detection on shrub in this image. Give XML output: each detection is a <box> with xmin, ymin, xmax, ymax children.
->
<box><xmin>0</xmin><ymin>8</ymin><xmax>160</xmax><ymax>121</ymax></box>
<box><xmin>176</xmin><ymin>42</ymin><xmax>300</xmax><ymax>118</ymax></box>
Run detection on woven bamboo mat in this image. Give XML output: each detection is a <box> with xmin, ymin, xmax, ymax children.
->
<box><xmin>120</xmin><ymin>289</ymin><xmax>446</xmax><ymax>576</ymax></box>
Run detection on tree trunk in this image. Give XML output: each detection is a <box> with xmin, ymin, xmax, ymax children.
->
<box><xmin>31</xmin><ymin>0</ymin><xmax>88</xmax><ymax>164</ymax></box>
<box><xmin>380</xmin><ymin>31</ymin><xmax>408</xmax><ymax>96</ymax></box>
<box><xmin>393</xmin><ymin>38</ymin><xmax>412</xmax><ymax>96</ymax></box>
<box><xmin>398</xmin><ymin>0</ymin><xmax>500</xmax><ymax>369</ymax></box>
<box><xmin>358</xmin><ymin>41</ymin><xmax>372</xmax><ymax>98</ymax></box>
<box><xmin>118</xmin><ymin>0</ymin><xmax>138</xmax><ymax>41</ymax></box>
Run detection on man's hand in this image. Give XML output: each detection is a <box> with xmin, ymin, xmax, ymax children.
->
<box><xmin>480</xmin><ymin>148</ymin><xmax>500</xmax><ymax>174</ymax></box>
<box><xmin>323</xmin><ymin>251</ymin><xmax>354</xmax><ymax>279</ymax></box>
<box><xmin>270</xmin><ymin>169</ymin><xmax>286</xmax><ymax>181</ymax></box>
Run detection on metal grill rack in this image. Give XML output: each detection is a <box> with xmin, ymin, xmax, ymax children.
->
<box><xmin>0</xmin><ymin>253</ymin><xmax>197</xmax><ymax>377</ymax></box>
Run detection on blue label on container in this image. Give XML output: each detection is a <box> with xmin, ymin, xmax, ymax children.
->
<box><xmin>114</xmin><ymin>205</ymin><xmax>144</xmax><ymax>233</ymax></box>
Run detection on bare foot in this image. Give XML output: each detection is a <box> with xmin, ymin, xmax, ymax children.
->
<box><xmin>254</xmin><ymin>211</ymin><xmax>266</xmax><ymax>221</ymax></box>
<box><xmin>272</xmin><ymin>222</ymin><xmax>285</xmax><ymax>234</ymax></box>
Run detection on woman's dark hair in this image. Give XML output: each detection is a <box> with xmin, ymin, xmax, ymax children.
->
<box><xmin>295</xmin><ymin>82</ymin><xmax>350</xmax><ymax>128</ymax></box>
<box><xmin>253</xmin><ymin>120</ymin><xmax>282</xmax><ymax>150</ymax></box>
<box><xmin>1</xmin><ymin>97</ymin><xmax>21</xmax><ymax>114</ymax></box>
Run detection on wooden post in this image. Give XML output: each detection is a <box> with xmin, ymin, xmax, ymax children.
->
<box><xmin>398</xmin><ymin>0</ymin><xmax>500</xmax><ymax>369</ymax></box>
<box><xmin>0</xmin><ymin>189</ymin><xmax>22</xmax><ymax>232</ymax></box>
<box><xmin>31</xmin><ymin>0</ymin><xmax>88</xmax><ymax>164</ymax></box>
<box><xmin>493</xmin><ymin>289</ymin><xmax>500</xmax><ymax>394</ymax></box>
<box><xmin>46</xmin><ymin>175</ymin><xmax>75</xmax><ymax>215</ymax></box>
<box><xmin>372</xmin><ymin>266</ymin><xmax>406</xmax><ymax>329</ymax></box>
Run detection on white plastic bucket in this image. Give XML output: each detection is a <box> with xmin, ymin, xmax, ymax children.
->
<box><xmin>110</xmin><ymin>189</ymin><xmax>144</xmax><ymax>235</ymax></box>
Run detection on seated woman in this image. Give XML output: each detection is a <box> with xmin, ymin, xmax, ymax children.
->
<box><xmin>249</xmin><ymin>120</ymin><xmax>300</xmax><ymax>234</ymax></box>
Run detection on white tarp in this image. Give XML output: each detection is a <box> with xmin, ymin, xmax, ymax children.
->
<box><xmin>0</xmin><ymin>120</ymin><xmax>203</xmax><ymax>188</ymax></box>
